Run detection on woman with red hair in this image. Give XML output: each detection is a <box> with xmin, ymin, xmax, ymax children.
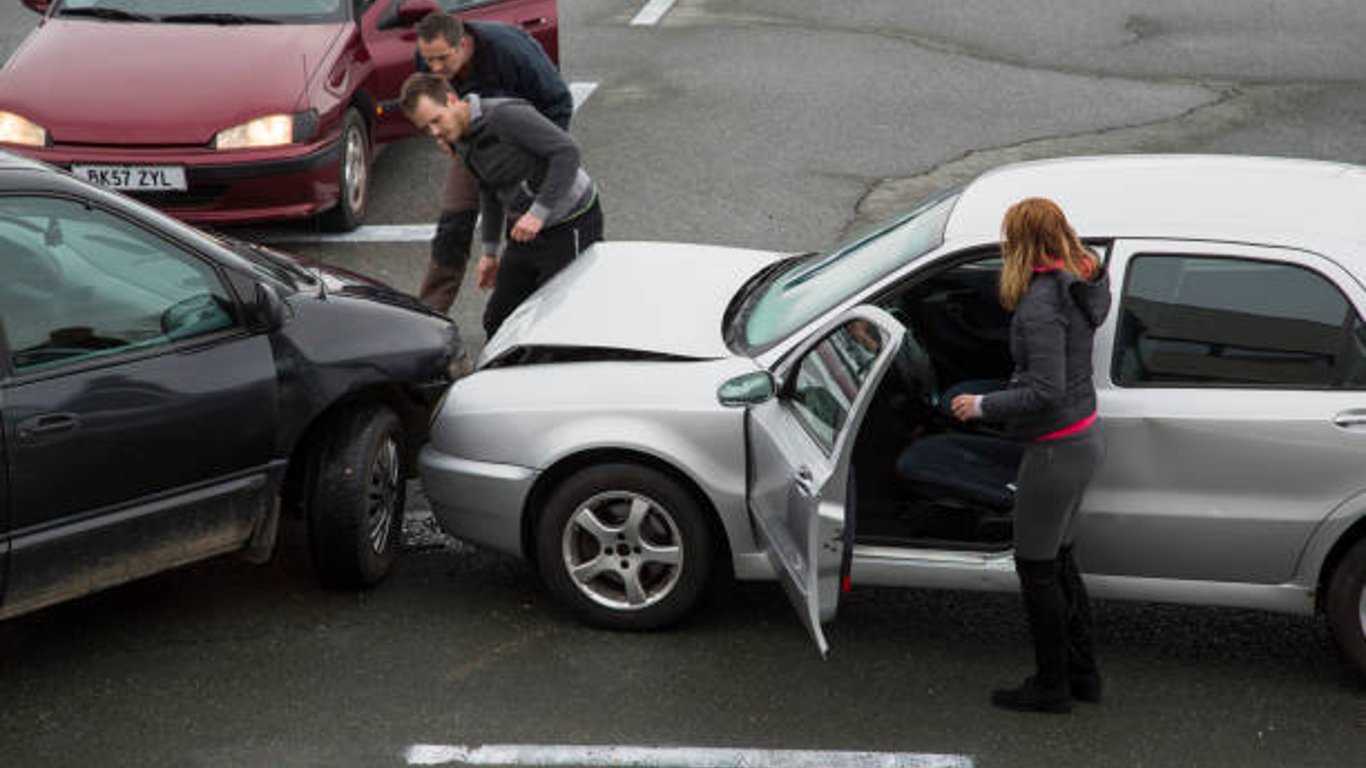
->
<box><xmin>951</xmin><ymin>197</ymin><xmax>1112</xmax><ymax>714</ymax></box>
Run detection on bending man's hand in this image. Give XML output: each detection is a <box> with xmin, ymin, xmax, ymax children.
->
<box><xmin>510</xmin><ymin>212</ymin><xmax>544</xmax><ymax>243</ymax></box>
<box><xmin>476</xmin><ymin>253</ymin><xmax>499</xmax><ymax>290</ymax></box>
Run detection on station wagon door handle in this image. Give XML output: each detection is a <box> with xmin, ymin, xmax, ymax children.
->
<box><xmin>16</xmin><ymin>412</ymin><xmax>81</xmax><ymax>443</ymax></box>
<box><xmin>1332</xmin><ymin>411</ymin><xmax>1366</xmax><ymax>428</ymax></box>
<box><xmin>794</xmin><ymin>466</ymin><xmax>816</xmax><ymax>497</ymax></box>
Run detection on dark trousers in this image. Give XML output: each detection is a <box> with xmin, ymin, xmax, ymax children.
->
<box><xmin>483</xmin><ymin>199</ymin><xmax>604</xmax><ymax>338</ymax></box>
<box><xmin>418</xmin><ymin>209</ymin><xmax>478</xmax><ymax>313</ymax></box>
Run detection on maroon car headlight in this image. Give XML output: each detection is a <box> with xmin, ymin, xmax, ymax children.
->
<box><xmin>213</xmin><ymin>110</ymin><xmax>318</xmax><ymax>150</ymax></box>
<box><xmin>0</xmin><ymin>111</ymin><xmax>48</xmax><ymax>148</ymax></box>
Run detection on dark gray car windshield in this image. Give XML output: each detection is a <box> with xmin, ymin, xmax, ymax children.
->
<box><xmin>736</xmin><ymin>190</ymin><xmax>958</xmax><ymax>354</ymax></box>
<box><xmin>54</xmin><ymin>0</ymin><xmax>345</xmax><ymax>23</ymax></box>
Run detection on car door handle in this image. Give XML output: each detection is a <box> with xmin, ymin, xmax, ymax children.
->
<box><xmin>520</xmin><ymin>16</ymin><xmax>548</xmax><ymax>29</ymax></box>
<box><xmin>16</xmin><ymin>412</ymin><xmax>81</xmax><ymax>442</ymax></box>
<box><xmin>794</xmin><ymin>466</ymin><xmax>816</xmax><ymax>497</ymax></box>
<box><xmin>1333</xmin><ymin>411</ymin><xmax>1366</xmax><ymax>428</ymax></box>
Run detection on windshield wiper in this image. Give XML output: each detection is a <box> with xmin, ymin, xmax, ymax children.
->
<box><xmin>160</xmin><ymin>12</ymin><xmax>280</xmax><ymax>25</ymax></box>
<box><xmin>56</xmin><ymin>7</ymin><xmax>154</xmax><ymax>22</ymax></box>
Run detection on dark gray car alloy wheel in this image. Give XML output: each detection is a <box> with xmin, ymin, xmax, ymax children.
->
<box><xmin>537</xmin><ymin>463</ymin><xmax>712</xmax><ymax>630</ymax></box>
<box><xmin>306</xmin><ymin>404</ymin><xmax>406</xmax><ymax>588</ymax></box>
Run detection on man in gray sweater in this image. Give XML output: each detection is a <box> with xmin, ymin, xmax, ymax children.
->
<box><xmin>400</xmin><ymin>73</ymin><xmax>603</xmax><ymax>337</ymax></box>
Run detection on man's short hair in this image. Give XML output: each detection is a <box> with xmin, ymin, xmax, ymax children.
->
<box><xmin>416</xmin><ymin>12</ymin><xmax>464</xmax><ymax>46</ymax></box>
<box><xmin>400</xmin><ymin>73</ymin><xmax>455</xmax><ymax>117</ymax></box>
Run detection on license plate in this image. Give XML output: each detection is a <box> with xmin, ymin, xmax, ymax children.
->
<box><xmin>71</xmin><ymin>164</ymin><xmax>187</xmax><ymax>192</ymax></box>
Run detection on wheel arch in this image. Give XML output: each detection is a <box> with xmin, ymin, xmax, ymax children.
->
<box><xmin>1317</xmin><ymin>514</ymin><xmax>1366</xmax><ymax>613</ymax></box>
<box><xmin>519</xmin><ymin>448</ymin><xmax>735</xmax><ymax>581</ymax></box>
<box><xmin>281</xmin><ymin>383</ymin><xmax>434</xmax><ymax>512</ymax></box>
<box><xmin>348</xmin><ymin>90</ymin><xmax>378</xmax><ymax>138</ymax></box>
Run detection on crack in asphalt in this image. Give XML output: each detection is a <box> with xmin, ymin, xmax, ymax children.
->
<box><xmin>1122</xmin><ymin>15</ymin><xmax>1162</xmax><ymax>47</ymax></box>
<box><xmin>844</xmin><ymin>83</ymin><xmax>1335</xmax><ymax>239</ymax></box>
<box><xmin>672</xmin><ymin>0</ymin><xmax>1254</xmax><ymax>89</ymax></box>
<box><xmin>652</xmin><ymin>1</ymin><xmax>1365</xmax><ymax>233</ymax></box>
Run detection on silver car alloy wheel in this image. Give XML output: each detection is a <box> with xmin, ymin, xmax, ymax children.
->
<box><xmin>560</xmin><ymin>491</ymin><xmax>684</xmax><ymax>611</ymax></box>
<box><xmin>343</xmin><ymin>122</ymin><xmax>369</xmax><ymax>214</ymax></box>
<box><xmin>366</xmin><ymin>435</ymin><xmax>400</xmax><ymax>554</ymax></box>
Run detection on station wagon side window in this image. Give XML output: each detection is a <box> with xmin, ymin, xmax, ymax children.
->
<box><xmin>0</xmin><ymin>196</ymin><xmax>237</xmax><ymax>375</ymax></box>
<box><xmin>1113</xmin><ymin>254</ymin><xmax>1366</xmax><ymax>388</ymax></box>
<box><xmin>788</xmin><ymin>320</ymin><xmax>885</xmax><ymax>453</ymax></box>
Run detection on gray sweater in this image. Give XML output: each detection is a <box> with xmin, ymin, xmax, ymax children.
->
<box><xmin>980</xmin><ymin>267</ymin><xmax>1112</xmax><ymax>439</ymax></box>
<box><xmin>455</xmin><ymin>94</ymin><xmax>595</xmax><ymax>255</ymax></box>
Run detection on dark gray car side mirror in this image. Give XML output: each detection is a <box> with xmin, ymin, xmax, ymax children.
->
<box><xmin>718</xmin><ymin>371</ymin><xmax>777</xmax><ymax>407</ymax></box>
<box><xmin>252</xmin><ymin>282</ymin><xmax>289</xmax><ymax>332</ymax></box>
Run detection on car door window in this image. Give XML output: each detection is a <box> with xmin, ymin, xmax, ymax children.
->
<box><xmin>1113</xmin><ymin>254</ymin><xmax>1366</xmax><ymax>388</ymax></box>
<box><xmin>788</xmin><ymin>320</ymin><xmax>885</xmax><ymax>453</ymax></box>
<box><xmin>0</xmin><ymin>196</ymin><xmax>237</xmax><ymax>375</ymax></box>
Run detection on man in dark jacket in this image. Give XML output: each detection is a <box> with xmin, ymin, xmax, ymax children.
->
<box><xmin>401</xmin><ymin>73</ymin><xmax>602</xmax><ymax>338</ymax></box>
<box><xmin>412</xmin><ymin>12</ymin><xmax>573</xmax><ymax>315</ymax></box>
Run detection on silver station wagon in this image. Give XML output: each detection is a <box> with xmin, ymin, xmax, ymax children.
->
<box><xmin>420</xmin><ymin>154</ymin><xmax>1366</xmax><ymax>675</ymax></box>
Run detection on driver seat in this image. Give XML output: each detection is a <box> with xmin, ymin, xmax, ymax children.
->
<box><xmin>894</xmin><ymin>431</ymin><xmax>1023</xmax><ymax>539</ymax></box>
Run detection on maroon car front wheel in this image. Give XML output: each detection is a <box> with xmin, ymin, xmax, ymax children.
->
<box><xmin>319</xmin><ymin>108</ymin><xmax>371</xmax><ymax>232</ymax></box>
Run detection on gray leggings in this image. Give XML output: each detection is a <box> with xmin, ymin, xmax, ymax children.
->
<box><xmin>1012</xmin><ymin>422</ymin><xmax>1106</xmax><ymax>560</ymax></box>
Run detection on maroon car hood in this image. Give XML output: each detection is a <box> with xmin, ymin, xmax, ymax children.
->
<box><xmin>0</xmin><ymin>20</ymin><xmax>346</xmax><ymax>145</ymax></box>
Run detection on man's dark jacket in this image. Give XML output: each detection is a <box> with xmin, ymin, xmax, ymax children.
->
<box><xmin>417</xmin><ymin>20</ymin><xmax>572</xmax><ymax>130</ymax></box>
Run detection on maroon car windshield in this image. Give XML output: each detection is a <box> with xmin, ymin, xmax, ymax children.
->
<box><xmin>52</xmin><ymin>0</ymin><xmax>348</xmax><ymax>24</ymax></box>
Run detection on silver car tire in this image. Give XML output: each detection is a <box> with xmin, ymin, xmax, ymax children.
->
<box><xmin>1326</xmin><ymin>536</ymin><xmax>1366</xmax><ymax>678</ymax></box>
<box><xmin>535</xmin><ymin>464</ymin><xmax>713</xmax><ymax>630</ymax></box>
<box><xmin>305</xmin><ymin>404</ymin><xmax>406</xmax><ymax>588</ymax></box>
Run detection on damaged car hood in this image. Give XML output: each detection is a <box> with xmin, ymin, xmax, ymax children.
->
<box><xmin>480</xmin><ymin>241</ymin><xmax>788</xmax><ymax>365</ymax></box>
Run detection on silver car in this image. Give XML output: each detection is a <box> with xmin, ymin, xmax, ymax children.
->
<box><xmin>419</xmin><ymin>154</ymin><xmax>1366</xmax><ymax>675</ymax></box>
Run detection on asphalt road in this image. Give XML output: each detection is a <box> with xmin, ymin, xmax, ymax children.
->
<box><xmin>2</xmin><ymin>1</ymin><xmax>1365</xmax><ymax>766</ymax></box>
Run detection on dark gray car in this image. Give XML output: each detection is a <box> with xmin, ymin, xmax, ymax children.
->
<box><xmin>0</xmin><ymin>149</ymin><xmax>461</xmax><ymax>619</ymax></box>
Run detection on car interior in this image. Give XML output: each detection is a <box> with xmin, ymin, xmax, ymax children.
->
<box><xmin>840</xmin><ymin>246</ymin><xmax>1109</xmax><ymax>551</ymax></box>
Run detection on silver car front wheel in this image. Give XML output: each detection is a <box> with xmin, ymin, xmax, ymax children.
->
<box><xmin>537</xmin><ymin>464</ymin><xmax>713</xmax><ymax>630</ymax></box>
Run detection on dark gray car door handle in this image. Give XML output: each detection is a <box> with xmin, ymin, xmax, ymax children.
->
<box><xmin>16</xmin><ymin>412</ymin><xmax>80</xmax><ymax>442</ymax></box>
<box><xmin>794</xmin><ymin>466</ymin><xmax>816</xmax><ymax>497</ymax></box>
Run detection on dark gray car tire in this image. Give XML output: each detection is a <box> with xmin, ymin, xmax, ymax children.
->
<box><xmin>306</xmin><ymin>405</ymin><xmax>406</xmax><ymax>588</ymax></box>
<box><xmin>1326</xmin><ymin>537</ymin><xmax>1366</xmax><ymax>677</ymax></box>
<box><xmin>536</xmin><ymin>463</ymin><xmax>713</xmax><ymax>630</ymax></box>
<box><xmin>318</xmin><ymin>108</ymin><xmax>371</xmax><ymax>232</ymax></box>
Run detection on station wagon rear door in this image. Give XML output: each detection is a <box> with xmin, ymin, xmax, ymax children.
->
<box><xmin>746</xmin><ymin>306</ymin><xmax>906</xmax><ymax>657</ymax></box>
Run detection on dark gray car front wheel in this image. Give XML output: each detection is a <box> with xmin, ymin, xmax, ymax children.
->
<box><xmin>306</xmin><ymin>405</ymin><xmax>406</xmax><ymax>588</ymax></box>
<box><xmin>536</xmin><ymin>464</ymin><xmax>713</xmax><ymax>630</ymax></box>
<box><xmin>1326</xmin><ymin>536</ymin><xmax>1366</xmax><ymax>678</ymax></box>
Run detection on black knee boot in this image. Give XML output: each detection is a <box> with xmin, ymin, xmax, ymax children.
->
<box><xmin>1059</xmin><ymin>545</ymin><xmax>1102</xmax><ymax>703</ymax></box>
<box><xmin>992</xmin><ymin>556</ymin><xmax>1071</xmax><ymax>714</ymax></box>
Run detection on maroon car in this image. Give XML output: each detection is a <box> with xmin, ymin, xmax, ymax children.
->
<box><xmin>0</xmin><ymin>0</ymin><xmax>559</xmax><ymax>230</ymax></box>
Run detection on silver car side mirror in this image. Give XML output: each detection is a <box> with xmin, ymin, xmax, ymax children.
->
<box><xmin>717</xmin><ymin>371</ymin><xmax>776</xmax><ymax>407</ymax></box>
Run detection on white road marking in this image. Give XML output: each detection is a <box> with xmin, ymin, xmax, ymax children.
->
<box><xmin>630</xmin><ymin>0</ymin><xmax>678</xmax><ymax>26</ymax></box>
<box><xmin>570</xmin><ymin>81</ymin><xmax>599</xmax><ymax>112</ymax></box>
<box><xmin>405</xmin><ymin>744</ymin><xmax>975</xmax><ymax>767</ymax></box>
<box><xmin>253</xmin><ymin>82</ymin><xmax>597</xmax><ymax>246</ymax></box>
<box><xmin>255</xmin><ymin>223</ymin><xmax>435</xmax><ymax>245</ymax></box>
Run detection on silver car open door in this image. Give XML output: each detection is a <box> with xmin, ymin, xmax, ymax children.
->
<box><xmin>746</xmin><ymin>306</ymin><xmax>906</xmax><ymax>657</ymax></box>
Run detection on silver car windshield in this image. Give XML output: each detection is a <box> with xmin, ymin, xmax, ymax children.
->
<box><xmin>739</xmin><ymin>190</ymin><xmax>958</xmax><ymax>353</ymax></box>
<box><xmin>53</xmin><ymin>0</ymin><xmax>345</xmax><ymax>23</ymax></box>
